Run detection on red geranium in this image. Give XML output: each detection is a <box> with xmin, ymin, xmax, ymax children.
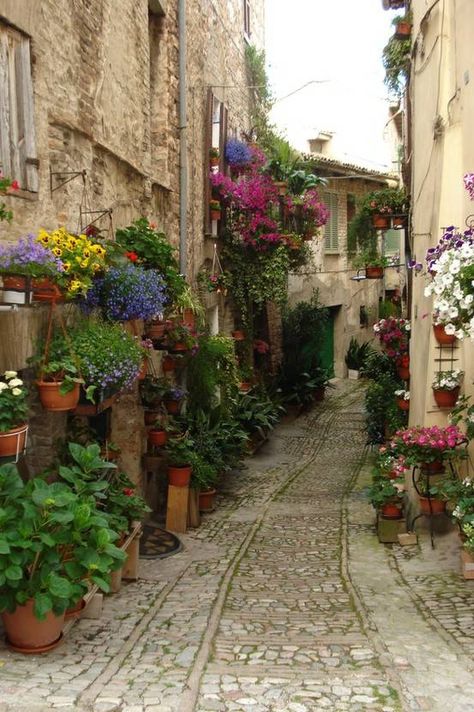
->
<box><xmin>125</xmin><ymin>251</ymin><xmax>138</xmax><ymax>262</ymax></box>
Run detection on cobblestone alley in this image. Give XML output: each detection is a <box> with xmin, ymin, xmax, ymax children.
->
<box><xmin>1</xmin><ymin>383</ymin><xmax>474</xmax><ymax>712</ymax></box>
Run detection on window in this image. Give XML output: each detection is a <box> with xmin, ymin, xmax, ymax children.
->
<box><xmin>244</xmin><ymin>0</ymin><xmax>251</xmax><ymax>39</ymax></box>
<box><xmin>0</xmin><ymin>24</ymin><xmax>38</xmax><ymax>192</ymax></box>
<box><xmin>323</xmin><ymin>192</ymin><xmax>339</xmax><ymax>251</ymax></box>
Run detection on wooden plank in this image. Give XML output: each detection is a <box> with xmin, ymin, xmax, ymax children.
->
<box><xmin>0</xmin><ymin>31</ymin><xmax>11</xmax><ymax>176</ymax></box>
<box><xmin>122</xmin><ymin>533</ymin><xmax>140</xmax><ymax>580</ymax></box>
<box><xmin>16</xmin><ymin>39</ymin><xmax>38</xmax><ymax>192</ymax></box>
<box><xmin>166</xmin><ymin>484</ymin><xmax>189</xmax><ymax>533</ymax></box>
<box><xmin>187</xmin><ymin>488</ymin><xmax>200</xmax><ymax>528</ymax></box>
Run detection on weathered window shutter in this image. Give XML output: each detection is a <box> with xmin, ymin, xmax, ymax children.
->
<box><xmin>323</xmin><ymin>192</ymin><xmax>339</xmax><ymax>252</ymax></box>
<box><xmin>0</xmin><ymin>26</ymin><xmax>37</xmax><ymax>192</ymax></box>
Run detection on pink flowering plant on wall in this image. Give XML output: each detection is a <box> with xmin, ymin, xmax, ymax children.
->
<box><xmin>373</xmin><ymin>317</ymin><xmax>410</xmax><ymax>358</ymax></box>
<box><xmin>389</xmin><ymin>425</ymin><xmax>466</xmax><ymax>466</ymax></box>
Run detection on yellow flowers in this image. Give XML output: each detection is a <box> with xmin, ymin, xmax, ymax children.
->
<box><xmin>35</xmin><ymin>227</ymin><xmax>107</xmax><ymax>298</ymax></box>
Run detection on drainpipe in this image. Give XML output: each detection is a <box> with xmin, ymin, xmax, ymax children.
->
<box><xmin>178</xmin><ymin>0</ymin><xmax>187</xmax><ymax>275</ymax></box>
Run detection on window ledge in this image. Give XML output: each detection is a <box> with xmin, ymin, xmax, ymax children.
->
<box><xmin>7</xmin><ymin>189</ymin><xmax>38</xmax><ymax>202</ymax></box>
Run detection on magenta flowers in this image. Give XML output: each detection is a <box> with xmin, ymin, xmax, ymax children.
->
<box><xmin>390</xmin><ymin>425</ymin><xmax>466</xmax><ymax>465</ymax></box>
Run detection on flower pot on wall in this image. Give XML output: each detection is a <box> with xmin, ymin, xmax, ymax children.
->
<box><xmin>2</xmin><ymin>600</ymin><xmax>65</xmax><ymax>653</ymax></box>
<box><xmin>365</xmin><ymin>266</ymin><xmax>384</xmax><ymax>279</ymax></box>
<box><xmin>395</xmin><ymin>21</ymin><xmax>411</xmax><ymax>39</ymax></box>
<box><xmin>31</xmin><ymin>279</ymin><xmax>64</xmax><ymax>303</ymax></box>
<box><xmin>164</xmin><ymin>399</ymin><xmax>182</xmax><ymax>415</ymax></box>
<box><xmin>396</xmin><ymin>397</ymin><xmax>409</xmax><ymax>411</ymax></box>
<box><xmin>418</xmin><ymin>496</ymin><xmax>446</xmax><ymax>515</ymax></box>
<box><xmin>145</xmin><ymin>321</ymin><xmax>166</xmax><ymax>340</ymax></box>
<box><xmin>232</xmin><ymin>330</ymin><xmax>246</xmax><ymax>341</ymax></box>
<box><xmin>148</xmin><ymin>429</ymin><xmax>167</xmax><ymax>447</ymax></box>
<box><xmin>397</xmin><ymin>366</ymin><xmax>410</xmax><ymax>380</ymax></box>
<box><xmin>36</xmin><ymin>381</ymin><xmax>80</xmax><ymax>412</ymax></box>
<box><xmin>432</xmin><ymin>387</ymin><xmax>459</xmax><ymax>408</ymax></box>
<box><xmin>162</xmin><ymin>355</ymin><xmax>176</xmax><ymax>373</ymax></box>
<box><xmin>2</xmin><ymin>275</ymin><xmax>28</xmax><ymax>304</ymax></box>
<box><xmin>391</xmin><ymin>215</ymin><xmax>407</xmax><ymax>229</ymax></box>
<box><xmin>433</xmin><ymin>324</ymin><xmax>456</xmax><ymax>345</ymax></box>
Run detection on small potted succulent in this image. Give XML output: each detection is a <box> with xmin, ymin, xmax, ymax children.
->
<box><xmin>432</xmin><ymin>370</ymin><xmax>463</xmax><ymax>408</ymax></box>
<box><xmin>164</xmin><ymin>433</ymin><xmax>195</xmax><ymax>487</ymax></box>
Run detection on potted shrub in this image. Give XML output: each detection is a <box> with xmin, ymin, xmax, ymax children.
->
<box><xmin>389</xmin><ymin>425</ymin><xmax>466</xmax><ymax>473</ymax></box>
<box><xmin>382</xmin><ymin>34</ymin><xmax>411</xmax><ymax>98</ymax></box>
<box><xmin>29</xmin><ymin>336</ymin><xmax>82</xmax><ymax>411</ymax></box>
<box><xmin>0</xmin><ymin>371</ymin><xmax>29</xmax><ymax>458</ymax></box>
<box><xmin>395</xmin><ymin>389</ymin><xmax>410</xmax><ymax>411</ymax></box>
<box><xmin>373</xmin><ymin>317</ymin><xmax>410</xmax><ymax>365</ymax></box>
<box><xmin>139</xmin><ymin>375</ymin><xmax>169</xmax><ymax>410</ymax></box>
<box><xmin>0</xmin><ymin>457</ymin><xmax>125</xmax><ymax>652</ymax></box>
<box><xmin>210</xmin><ymin>199</ymin><xmax>222</xmax><ymax>221</ymax></box>
<box><xmin>369</xmin><ymin>477</ymin><xmax>404</xmax><ymax>520</ymax></box>
<box><xmin>345</xmin><ymin>338</ymin><xmax>373</xmax><ymax>379</ymax></box>
<box><xmin>432</xmin><ymin>369</ymin><xmax>463</xmax><ymax>408</ymax></box>
<box><xmin>164</xmin><ymin>386</ymin><xmax>187</xmax><ymax>414</ymax></box>
<box><xmin>189</xmin><ymin>452</ymin><xmax>218</xmax><ymax>512</ymax></box>
<box><xmin>164</xmin><ymin>433</ymin><xmax>195</xmax><ymax>487</ymax></box>
<box><xmin>164</xmin><ymin>322</ymin><xmax>197</xmax><ymax>353</ymax></box>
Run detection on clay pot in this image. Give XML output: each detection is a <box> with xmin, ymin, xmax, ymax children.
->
<box><xmin>164</xmin><ymin>399</ymin><xmax>181</xmax><ymax>415</ymax></box>
<box><xmin>432</xmin><ymin>387</ymin><xmax>459</xmax><ymax>408</ymax></box>
<box><xmin>65</xmin><ymin>598</ymin><xmax>86</xmax><ymax>620</ymax></box>
<box><xmin>146</xmin><ymin>321</ymin><xmax>166</xmax><ymax>340</ymax></box>
<box><xmin>273</xmin><ymin>180</ymin><xmax>288</xmax><ymax>196</ymax></box>
<box><xmin>137</xmin><ymin>361</ymin><xmax>148</xmax><ymax>381</ymax></box>
<box><xmin>162</xmin><ymin>355</ymin><xmax>176</xmax><ymax>372</ymax></box>
<box><xmin>418</xmin><ymin>496</ymin><xmax>446</xmax><ymax>515</ymax></box>
<box><xmin>2</xmin><ymin>275</ymin><xmax>28</xmax><ymax>304</ymax></box>
<box><xmin>36</xmin><ymin>381</ymin><xmax>80</xmax><ymax>411</ymax></box>
<box><xmin>392</xmin><ymin>215</ymin><xmax>406</xmax><ymax>229</ymax></box>
<box><xmin>2</xmin><ymin>600</ymin><xmax>65</xmax><ymax>652</ymax></box>
<box><xmin>148</xmin><ymin>429</ymin><xmax>167</xmax><ymax>447</ymax></box>
<box><xmin>420</xmin><ymin>461</ymin><xmax>445</xmax><ymax>474</ymax></box>
<box><xmin>397</xmin><ymin>366</ymin><xmax>410</xmax><ymax>380</ymax></box>
<box><xmin>169</xmin><ymin>342</ymin><xmax>187</xmax><ymax>353</ymax></box>
<box><xmin>180</xmin><ymin>309</ymin><xmax>195</xmax><ymax>329</ymax></box>
<box><xmin>199</xmin><ymin>488</ymin><xmax>217</xmax><ymax>512</ymax></box>
<box><xmin>433</xmin><ymin>324</ymin><xmax>456</xmax><ymax>345</ymax></box>
<box><xmin>396</xmin><ymin>397</ymin><xmax>409</xmax><ymax>411</ymax></box>
<box><xmin>365</xmin><ymin>266</ymin><xmax>384</xmax><ymax>279</ymax></box>
<box><xmin>210</xmin><ymin>209</ymin><xmax>221</xmax><ymax>221</ymax></box>
<box><xmin>380</xmin><ymin>501</ymin><xmax>403</xmax><ymax>519</ymax></box>
<box><xmin>31</xmin><ymin>279</ymin><xmax>64</xmax><ymax>303</ymax></box>
<box><xmin>210</xmin><ymin>156</ymin><xmax>219</xmax><ymax>167</ymax></box>
<box><xmin>168</xmin><ymin>465</ymin><xmax>192</xmax><ymax>487</ymax></box>
<box><xmin>395</xmin><ymin>21</ymin><xmax>411</xmax><ymax>38</ymax></box>
<box><xmin>232</xmin><ymin>330</ymin><xmax>246</xmax><ymax>341</ymax></box>
<box><xmin>372</xmin><ymin>214</ymin><xmax>390</xmax><ymax>229</ymax></box>
<box><xmin>0</xmin><ymin>423</ymin><xmax>28</xmax><ymax>457</ymax></box>
<box><xmin>239</xmin><ymin>382</ymin><xmax>252</xmax><ymax>393</ymax></box>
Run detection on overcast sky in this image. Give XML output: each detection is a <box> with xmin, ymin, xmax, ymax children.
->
<box><xmin>265</xmin><ymin>0</ymin><xmax>397</xmax><ymax>170</ymax></box>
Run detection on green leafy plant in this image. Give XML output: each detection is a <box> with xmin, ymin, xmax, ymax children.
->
<box><xmin>352</xmin><ymin>250</ymin><xmax>390</xmax><ymax>270</ymax></box>
<box><xmin>0</xmin><ymin>461</ymin><xmax>125</xmax><ymax>619</ymax></box>
<box><xmin>164</xmin><ymin>433</ymin><xmax>195</xmax><ymax>467</ymax></box>
<box><xmin>189</xmin><ymin>451</ymin><xmax>218</xmax><ymax>491</ymax></box>
<box><xmin>345</xmin><ymin>339</ymin><xmax>375</xmax><ymax>371</ymax></box>
<box><xmin>383</xmin><ymin>35</ymin><xmax>411</xmax><ymax>97</ymax></box>
<box><xmin>234</xmin><ymin>387</ymin><xmax>283</xmax><ymax>439</ymax></box>
<box><xmin>139</xmin><ymin>375</ymin><xmax>169</xmax><ymax>408</ymax></box>
<box><xmin>368</xmin><ymin>475</ymin><xmax>404</xmax><ymax>510</ymax></box>
<box><xmin>29</xmin><ymin>331</ymin><xmax>82</xmax><ymax>395</ymax></box>
<box><xmin>186</xmin><ymin>334</ymin><xmax>240</xmax><ymax>413</ymax></box>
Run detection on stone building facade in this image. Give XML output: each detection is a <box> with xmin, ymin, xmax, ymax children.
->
<box><xmin>0</xmin><ymin>0</ymin><xmax>265</xmax><ymax>478</ymax></box>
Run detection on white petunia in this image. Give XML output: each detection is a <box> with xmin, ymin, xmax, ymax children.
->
<box><xmin>8</xmin><ymin>378</ymin><xmax>23</xmax><ymax>388</ymax></box>
<box><xmin>444</xmin><ymin>323</ymin><xmax>456</xmax><ymax>335</ymax></box>
<box><xmin>0</xmin><ymin>382</ymin><xmax>8</xmax><ymax>392</ymax></box>
<box><xmin>11</xmin><ymin>388</ymin><xmax>22</xmax><ymax>396</ymax></box>
<box><xmin>4</xmin><ymin>371</ymin><xmax>17</xmax><ymax>379</ymax></box>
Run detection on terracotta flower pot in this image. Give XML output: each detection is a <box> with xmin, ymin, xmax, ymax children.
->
<box><xmin>396</xmin><ymin>397</ymin><xmax>409</xmax><ymax>411</ymax></box>
<box><xmin>164</xmin><ymin>399</ymin><xmax>181</xmax><ymax>415</ymax></box>
<box><xmin>380</xmin><ymin>501</ymin><xmax>403</xmax><ymax>519</ymax></box>
<box><xmin>372</xmin><ymin>214</ymin><xmax>390</xmax><ymax>229</ymax></box>
<box><xmin>432</xmin><ymin>387</ymin><xmax>459</xmax><ymax>408</ymax></box>
<box><xmin>433</xmin><ymin>324</ymin><xmax>456</xmax><ymax>345</ymax></box>
<box><xmin>148</xmin><ymin>429</ymin><xmax>167</xmax><ymax>447</ymax></box>
<box><xmin>239</xmin><ymin>382</ymin><xmax>252</xmax><ymax>393</ymax></box>
<box><xmin>210</xmin><ymin>156</ymin><xmax>219</xmax><ymax>167</ymax></box>
<box><xmin>419</xmin><ymin>496</ymin><xmax>446</xmax><ymax>515</ymax></box>
<box><xmin>0</xmin><ymin>423</ymin><xmax>28</xmax><ymax>457</ymax></box>
<box><xmin>421</xmin><ymin>461</ymin><xmax>445</xmax><ymax>474</ymax></box>
<box><xmin>232</xmin><ymin>330</ymin><xmax>246</xmax><ymax>341</ymax></box>
<box><xmin>397</xmin><ymin>366</ymin><xmax>410</xmax><ymax>380</ymax></box>
<box><xmin>210</xmin><ymin>209</ymin><xmax>221</xmax><ymax>221</ymax></box>
<box><xmin>2</xmin><ymin>275</ymin><xmax>28</xmax><ymax>304</ymax></box>
<box><xmin>168</xmin><ymin>465</ymin><xmax>192</xmax><ymax>487</ymax></box>
<box><xmin>32</xmin><ymin>278</ymin><xmax>64</xmax><ymax>303</ymax></box>
<box><xmin>146</xmin><ymin>321</ymin><xmax>166</xmax><ymax>340</ymax></box>
<box><xmin>169</xmin><ymin>342</ymin><xmax>187</xmax><ymax>353</ymax></box>
<box><xmin>392</xmin><ymin>215</ymin><xmax>406</xmax><ymax>229</ymax></box>
<box><xmin>365</xmin><ymin>265</ymin><xmax>384</xmax><ymax>279</ymax></box>
<box><xmin>395</xmin><ymin>21</ymin><xmax>411</xmax><ymax>39</ymax></box>
<box><xmin>36</xmin><ymin>381</ymin><xmax>80</xmax><ymax>411</ymax></box>
<box><xmin>199</xmin><ymin>488</ymin><xmax>217</xmax><ymax>512</ymax></box>
<box><xmin>2</xmin><ymin>600</ymin><xmax>65</xmax><ymax>652</ymax></box>
<box><xmin>162</xmin><ymin>355</ymin><xmax>176</xmax><ymax>372</ymax></box>
<box><xmin>65</xmin><ymin>598</ymin><xmax>86</xmax><ymax>620</ymax></box>
<box><xmin>180</xmin><ymin>309</ymin><xmax>195</xmax><ymax>329</ymax></box>
<box><xmin>137</xmin><ymin>360</ymin><xmax>148</xmax><ymax>380</ymax></box>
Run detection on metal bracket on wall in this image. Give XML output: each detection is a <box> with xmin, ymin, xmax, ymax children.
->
<box><xmin>50</xmin><ymin>168</ymin><xmax>87</xmax><ymax>195</ymax></box>
<box><xmin>79</xmin><ymin>208</ymin><xmax>113</xmax><ymax>234</ymax></box>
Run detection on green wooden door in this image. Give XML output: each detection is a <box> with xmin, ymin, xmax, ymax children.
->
<box><xmin>319</xmin><ymin>308</ymin><xmax>335</xmax><ymax>377</ymax></box>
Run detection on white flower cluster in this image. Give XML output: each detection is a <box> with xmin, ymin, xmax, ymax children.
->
<box><xmin>395</xmin><ymin>389</ymin><xmax>410</xmax><ymax>400</ymax></box>
<box><xmin>0</xmin><ymin>370</ymin><xmax>24</xmax><ymax>396</ymax></box>
<box><xmin>424</xmin><ymin>244</ymin><xmax>474</xmax><ymax>338</ymax></box>
<box><xmin>431</xmin><ymin>369</ymin><xmax>463</xmax><ymax>391</ymax></box>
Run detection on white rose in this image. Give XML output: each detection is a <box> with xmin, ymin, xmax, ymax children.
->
<box><xmin>4</xmin><ymin>371</ymin><xmax>17</xmax><ymax>379</ymax></box>
<box><xmin>11</xmin><ymin>388</ymin><xmax>22</xmax><ymax>396</ymax></box>
<box><xmin>8</xmin><ymin>378</ymin><xmax>23</xmax><ymax>388</ymax></box>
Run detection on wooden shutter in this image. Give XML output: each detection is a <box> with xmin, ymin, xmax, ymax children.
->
<box><xmin>323</xmin><ymin>192</ymin><xmax>339</xmax><ymax>252</ymax></box>
<box><xmin>204</xmin><ymin>88</ymin><xmax>213</xmax><ymax>234</ymax></box>
<box><xmin>0</xmin><ymin>26</ymin><xmax>37</xmax><ymax>192</ymax></box>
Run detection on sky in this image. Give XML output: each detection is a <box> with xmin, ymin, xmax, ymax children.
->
<box><xmin>265</xmin><ymin>0</ymin><xmax>398</xmax><ymax>172</ymax></box>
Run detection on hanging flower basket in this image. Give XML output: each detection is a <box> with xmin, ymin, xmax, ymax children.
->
<box><xmin>36</xmin><ymin>381</ymin><xmax>80</xmax><ymax>412</ymax></box>
<box><xmin>365</xmin><ymin>265</ymin><xmax>384</xmax><ymax>279</ymax></box>
<box><xmin>433</xmin><ymin>323</ymin><xmax>456</xmax><ymax>345</ymax></box>
<box><xmin>0</xmin><ymin>423</ymin><xmax>28</xmax><ymax>458</ymax></box>
<box><xmin>433</xmin><ymin>387</ymin><xmax>460</xmax><ymax>408</ymax></box>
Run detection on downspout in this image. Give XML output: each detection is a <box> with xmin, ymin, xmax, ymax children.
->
<box><xmin>178</xmin><ymin>0</ymin><xmax>187</xmax><ymax>275</ymax></box>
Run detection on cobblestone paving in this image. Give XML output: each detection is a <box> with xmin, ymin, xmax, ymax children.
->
<box><xmin>1</xmin><ymin>382</ymin><xmax>474</xmax><ymax>711</ymax></box>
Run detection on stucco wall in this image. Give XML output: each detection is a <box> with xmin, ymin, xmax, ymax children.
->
<box><xmin>409</xmin><ymin>0</ymin><xmax>474</xmax><ymax>429</ymax></box>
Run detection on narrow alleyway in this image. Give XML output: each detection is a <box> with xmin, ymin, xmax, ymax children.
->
<box><xmin>1</xmin><ymin>383</ymin><xmax>474</xmax><ymax>711</ymax></box>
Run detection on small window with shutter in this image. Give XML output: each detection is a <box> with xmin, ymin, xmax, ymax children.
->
<box><xmin>323</xmin><ymin>192</ymin><xmax>339</xmax><ymax>252</ymax></box>
<box><xmin>0</xmin><ymin>24</ymin><xmax>38</xmax><ymax>193</ymax></box>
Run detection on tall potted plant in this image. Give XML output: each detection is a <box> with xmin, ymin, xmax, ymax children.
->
<box><xmin>164</xmin><ymin>433</ymin><xmax>195</xmax><ymax>487</ymax></box>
